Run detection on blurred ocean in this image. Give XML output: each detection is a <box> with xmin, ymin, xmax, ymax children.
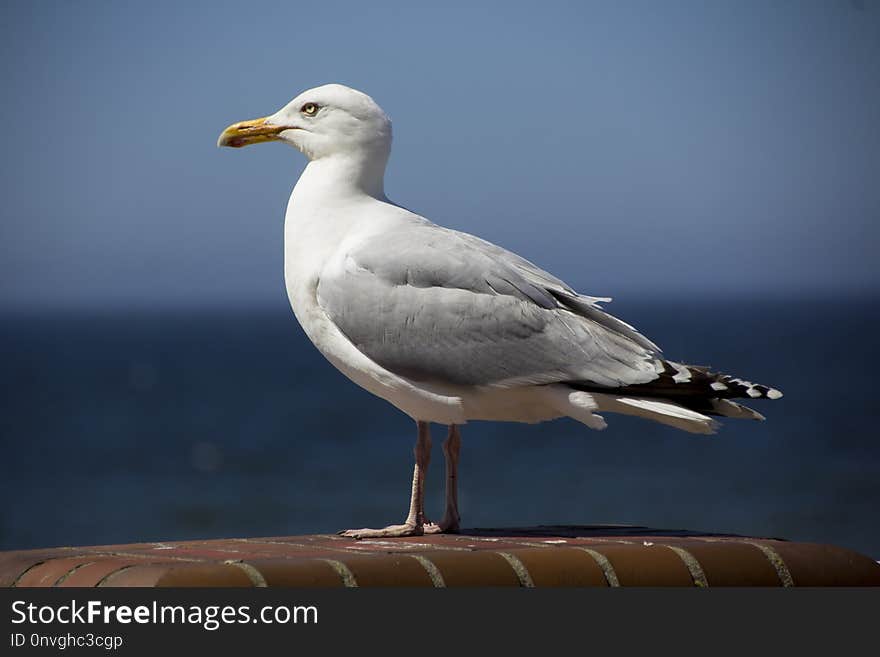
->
<box><xmin>1</xmin><ymin>297</ymin><xmax>878</xmax><ymax>558</ymax></box>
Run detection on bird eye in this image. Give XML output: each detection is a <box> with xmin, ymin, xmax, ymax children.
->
<box><xmin>301</xmin><ymin>103</ymin><xmax>319</xmax><ymax>116</ymax></box>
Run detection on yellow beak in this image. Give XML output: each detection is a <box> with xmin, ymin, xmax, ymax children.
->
<box><xmin>217</xmin><ymin>117</ymin><xmax>286</xmax><ymax>148</ymax></box>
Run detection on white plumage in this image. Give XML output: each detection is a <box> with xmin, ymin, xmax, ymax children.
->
<box><xmin>219</xmin><ymin>84</ymin><xmax>782</xmax><ymax>538</ymax></box>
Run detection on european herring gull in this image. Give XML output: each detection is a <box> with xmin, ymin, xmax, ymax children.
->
<box><xmin>218</xmin><ymin>84</ymin><xmax>782</xmax><ymax>538</ymax></box>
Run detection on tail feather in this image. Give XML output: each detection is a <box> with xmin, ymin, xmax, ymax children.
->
<box><xmin>709</xmin><ymin>399</ymin><xmax>766</xmax><ymax>421</ymax></box>
<box><xmin>568</xmin><ymin>360</ymin><xmax>782</xmax><ymax>432</ymax></box>
<box><xmin>590</xmin><ymin>393</ymin><xmax>719</xmax><ymax>434</ymax></box>
<box><xmin>573</xmin><ymin>360</ymin><xmax>782</xmax><ymax>404</ymax></box>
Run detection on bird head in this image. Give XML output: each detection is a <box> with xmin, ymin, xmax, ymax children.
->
<box><xmin>217</xmin><ymin>84</ymin><xmax>392</xmax><ymax>162</ymax></box>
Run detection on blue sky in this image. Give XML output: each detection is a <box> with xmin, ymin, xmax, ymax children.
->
<box><xmin>1</xmin><ymin>0</ymin><xmax>878</xmax><ymax>309</ymax></box>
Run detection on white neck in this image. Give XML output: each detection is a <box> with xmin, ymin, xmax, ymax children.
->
<box><xmin>284</xmin><ymin>149</ymin><xmax>392</xmax><ymax>302</ymax></box>
<box><xmin>294</xmin><ymin>149</ymin><xmax>388</xmax><ymax>203</ymax></box>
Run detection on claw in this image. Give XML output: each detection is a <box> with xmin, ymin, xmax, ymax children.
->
<box><xmin>339</xmin><ymin>523</ymin><xmax>424</xmax><ymax>539</ymax></box>
<box><xmin>422</xmin><ymin>519</ymin><xmax>460</xmax><ymax>535</ymax></box>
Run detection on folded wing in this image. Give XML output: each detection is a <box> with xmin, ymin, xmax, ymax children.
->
<box><xmin>316</xmin><ymin>221</ymin><xmax>663</xmax><ymax>389</ymax></box>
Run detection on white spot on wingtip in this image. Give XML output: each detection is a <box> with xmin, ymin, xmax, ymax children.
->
<box><xmin>746</xmin><ymin>387</ymin><xmax>762</xmax><ymax>398</ymax></box>
<box><xmin>670</xmin><ymin>361</ymin><xmax>692</xmax><ymax>383</ymax></box>
<box><xmin>710</xmin><ymin>381</ymin><xmax>728</xmax><ymax>391</ymax></box>
<box><xmin>767</xmin><ymin>388</ymin><xmax>783</xmax><ymax>400</ymax></box>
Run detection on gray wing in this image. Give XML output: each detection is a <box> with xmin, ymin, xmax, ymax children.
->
<box><xmin>317</xmin><ymin>222</ymin><xmax>663</xmax><ymax>388</ymax></box>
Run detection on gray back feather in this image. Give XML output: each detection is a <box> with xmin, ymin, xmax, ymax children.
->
<box><xmin>317</xmin><ymin>222</ymin><xmax>662</xmax><ymax>388</ymax></box>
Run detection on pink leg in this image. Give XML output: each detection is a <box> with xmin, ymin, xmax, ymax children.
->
<box><xmin>424</xmin><ymin>424</ymin><xmax>462</xmax><ymax>534</ymax></box>
<box><xmin>340</xmin><ymin>421</ymin><xmax>432</xmax><ymax>539</ymax></box>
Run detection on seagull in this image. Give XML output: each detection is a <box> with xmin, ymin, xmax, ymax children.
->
<box><xmin>218</xmin><ymin>84</ymin><xmax>782</xmax><ymax>539</ymax></box>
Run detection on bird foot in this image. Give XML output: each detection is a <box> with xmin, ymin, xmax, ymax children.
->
<box><xmin>423</xmin><ymin>515</ymin><xmax>460</xmax><ymax>535</ymax></box>
<box><xmin>339</xmin><ymin>522</ymin><xmax>424</xmax><ymax>539</ymax></box>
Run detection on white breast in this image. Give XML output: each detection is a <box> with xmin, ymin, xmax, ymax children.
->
<box><xmin>282</xmin><ymin>185</ymin><xmax>467</xmax><ymax>425</ymax></box>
